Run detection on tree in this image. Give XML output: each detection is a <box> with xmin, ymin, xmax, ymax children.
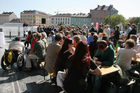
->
<box><xmin>57</xmin><ymin>22</ymin><xmax>64</xmax><ymax>26</ymax></box>
<box><xmin>104</xmin><ymin>14</ymin><xmax>125</xmax><ymax>28</ymax></box>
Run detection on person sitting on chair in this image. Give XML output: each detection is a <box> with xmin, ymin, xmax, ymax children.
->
<box><xmin>25</xmin><ymin>33</ymin><xmax>46</xmax><ymax>71</ymax></box>
<box><xmin>9</xmin><ymin>37</ymin><xmax>25</xmax><ymax>59</ymax></box>
<box><xmin>94</xmin><ymin>40</ymin><xmax>115</xmax><ymax>66</ymax></box>
<box><xmin>45</xmin><ymin>33</ymin><xmax>63</xmax><ymax>76</ymax></box>
<box><xmin>116</xmin><ymin>39</ymin><xmax>136</xmax><ymax>71</ymax></box>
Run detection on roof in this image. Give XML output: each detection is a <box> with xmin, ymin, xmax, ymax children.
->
<box><xmin>52</xmin><ymin>14</ymin><xmax>72</xmax><ymax>17</ymax></box>
<box><xmin>21</xmin><ymin>10</ymin><xmax>51</xmax><ymax>16</ymax></box>
<box><xmin>2</xmin><ymin>12</ymin><xmax>13</xmax><ymax>15</ymax></box>
<box><xmin>52</xmin><ymin>13</ymin><xmax>90</xmax><ymax>18</ymax></box>
<box><xmin>92</xmin><ymin>5</ymin><xmax>118</xmax><ymax>11</ymax></box>
<box><xmin>72</xmin><ymin>13</ymin><xmax>90</xmax><ymax>18</ymax></box>
<box><xmin>0</xmin><ymin>12</ymin><xmax>14</xmax><ymax>16</ymax></box>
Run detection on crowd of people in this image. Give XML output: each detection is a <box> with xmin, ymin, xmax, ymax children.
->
<box><xmin>8</xmin><ymin>23</ymin><xmax>140</xmax><ymax>93</ymax></box>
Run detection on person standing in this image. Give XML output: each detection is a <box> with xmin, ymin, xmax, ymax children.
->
<box><xmin>98</xmin><ymin>24</ymin><xmax>103</xmax><ymax>34</ymax></box>
<box><xmin>104</xmin><ymin>25</ymin><xmax>111</xmax><ymax>38</ymax></box>
<box><xmin>89</xmin><ymin>25</ymin><xmax>95</xmax><ymax>33</ymax></box>
<box><xmin>114</xmin><ymin>25</ymin><xmax>120</xmax><ymax>46</ymax></box>
<box><xmin>125</xmin><ymin>23</ymin><xmax>132</xmax><ymax>38</ymax></box>
<box><xmin>127</xmin><ymin>24</ymin><xmax>137</xmax><ymax>39</ymax></box>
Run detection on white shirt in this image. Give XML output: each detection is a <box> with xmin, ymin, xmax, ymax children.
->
<box><xmin>104</xmin><ymin>28</ymin><xmax>111</xmax><ymax>37</ymax></box>
<box><xmin>79</xmin><ymin>35</ymin><xmax>87</xmax><ymax>42</ymax></box>
<box><xmin>9</xmin><ymin>41</ymin><xmax>24</xmax><ymax>53</ymax></box>
<box><xmin>117</xmin><ymin>48</ymin><xmax>136</xmax><ymax>71</ymax></box>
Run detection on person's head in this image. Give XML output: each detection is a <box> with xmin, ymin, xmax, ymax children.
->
<box><xmin>32</xmin><ymin>32</ymin><xmax>37</xmax><ymax>39</ymax></box>
<box><xmin>70</xmin><ymin>41</ymin><xmax>90</xmax><ymax>70</ymax></box>
<box><xmin>130</xmin><ymin>35</ymin><xmax>137</xmax><ymax>43</ymax></box>
<box><xmin>127</xmin><ymin>23</ymin><xmax>131</xmax><ymax>27</ymax></box>
<box><xmin>93</xmin><ymin>34</ymin><xmax>98</xmax><ymax>41</ymax></box>
<box><xmin>41</xmin><ymin>32</ymin><xmax>47</xmax><ymax>39</ymax></box>
<box><xmin>60</xmin><ymin>31</ymin><xmax>65</xmax><ymax>36</ymax></box>
<box><xmin>125</xmin><ymin>39</ymin><xmax>135</xmax><ymax>48</ymax></box>
<box><xmin>97</xmin><ymin>40</ymin><xmax>108</xmax><ymax>51</ymax></box>
<box><xmin>60</xmin><ymin>38</ymin><xmax>73</xmax><ymax>53</ymax></box>
<box><xmin>82</xmin><ymin>31</ymin><xmax>86</xmax><ymax>36</ymax></box>
<box><xmin>73</xmin><ymin>35</ymin><xmax>81</xmax><ymax>47</ymax></box>
<box><xmin>91</xmin><ymin>32</ymin><xmax>94</xmax><ymax>36</ymax></box>
<box><xmin>115</xmin><ymin>25</ymin><xmax>119</xmax><ymax>30</ymax></box>
<box><xmin>50</xmin><ymin>31</ymin><xmax>54</xmax><ymax>36</ymax></box>
<box><xmin>65</xmin><ymin>31</ymin><xmax>69</xmax><ymax>36</ymax></box>
<box><xmin>99</xmin><ymin>24</ymin><xmax>102</xmax><ymax>28</ymax></box>
<box><xmin>36</xmin><ymin>33</ymin><xmax>42</xmax><ymax>40</ymax></box>
<box><xmin>131</xmin><ymin>24</ymin><xmax>136</xmax><ymax>29</ymax></box>
<box><xmin>106</xmin><ymin>25</ymin><xmax>109</xmax><ymax>28</ymax></box>
<box><xmin>55</xmin><ymin>33</ymin><xmax>63</xmax><ymax>45</ymax></box>
<box><xmin>82</xmin><ymin>25</ymin><xmax>86</xmax><ymax>29</ymax></box>
<box><xmin>75</xmin><ymin>41</ymin><xmax>89</xmax><ymax>57</ymax></box>
<box><xmin>91</xmin><ymin>25</ymin><xmax>94</xmax><ymax>28</ymax></box>
<box><xmin>28</xmin><ymin>31</ymin><xmax>32</xmax><ymax>35</ymax></box>
<box><xmin>14</xmin><ymin>37</ymin><xmax>20</xmax><ymax>41</ymax></box>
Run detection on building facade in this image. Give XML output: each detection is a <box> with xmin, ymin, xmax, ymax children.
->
<box><xmin>51</xmin><ymin>13</ymin><xmax>91</xmax><ymax>27</ymax></box>
<box><xmin>20</xmin><ymin>10</ymin><xmax>51</xmax><ymax>26</ymax></box>
<box><xmin>71</xmin><ymin>14</ymin><xmax>91</xmax><ymax>27</ymax></box>
<box><xmin>90</xmin><ymin>5</ymin><xmax>118</xmax><ymax>24</ymax></box>
<box><xmin>51</xmin><ymin>14</ymin><xmax>72</xmax><ymax>26</ymax></box>
<box><xmin>0</xmin><ymin>12</ymin><xmax>17</xmax><ymax>25</ymax></box>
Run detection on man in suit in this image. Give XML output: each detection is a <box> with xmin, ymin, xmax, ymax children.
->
<box><xmin>45</xmin><ymin>33</ymin><xmax>63</xmax><ymax>76</ymax></box>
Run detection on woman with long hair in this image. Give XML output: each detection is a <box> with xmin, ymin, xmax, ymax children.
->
<box><xmin>55</xmin><ymin>38</ymin><xmax>74</xmax><ymax>74</ymax></box>
<box><xmin>63</xmin><ymin>41</ymin><xmax>101</xmax><ymax>93</ymax></box>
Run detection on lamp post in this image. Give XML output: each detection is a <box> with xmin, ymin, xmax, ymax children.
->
<box><xmin>137</xmin><ymin>23</ymin><xmax>140</xmax><ymax>32</ymax></box>
<box><xmin>109</xmin><ymin>5</ymin><xmax>113</xmax><ymax>26</ymax></box>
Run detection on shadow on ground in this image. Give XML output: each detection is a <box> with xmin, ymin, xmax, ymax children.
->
<box><xmin>0</xmin><ymin>68</ymin><xmax>48</xmax><ymax>85</ymax></box>
<box><xmin>23</xmin><ymin>82</ymin><xmax>62</xmax><ymax>93</ymax></box>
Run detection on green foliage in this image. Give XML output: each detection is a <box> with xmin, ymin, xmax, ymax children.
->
<box><xmin>127</xmin><ymin>17</ymin><xmax>140</xmax><ymax>30</ymax></box>
<box><xmin>104</xmin><ymin>14</ymin><xmax>125</xmax><ymax>28</ymax></box>
<box><xmin>57</xmin><ymin>22</ymin><xmax>64</xmax><ymax>26</ymax></box>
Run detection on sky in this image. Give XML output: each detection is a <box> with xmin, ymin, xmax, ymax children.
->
<box><xmin>0</xmin><ymin>0</ymin><xmax>139</xmax><ymax>19</ymax></box>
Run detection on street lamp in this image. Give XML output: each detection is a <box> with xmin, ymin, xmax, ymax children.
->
<box><xmin>109</xmin><ymin>5</ymin><xmax>113</xmax><ymax>26</ymax></box>
<box><xmin>137</xmin><ymin>23</ymin><xmax>140</xmax><ymax>32</ymax></box>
